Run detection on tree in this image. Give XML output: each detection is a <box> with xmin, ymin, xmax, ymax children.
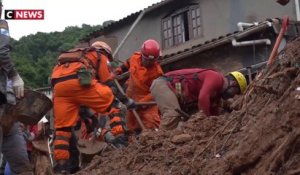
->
<box><xmin>10</xmin><ymin>24</ymin><xmax>102</xmax><ymax>88</ymax></box>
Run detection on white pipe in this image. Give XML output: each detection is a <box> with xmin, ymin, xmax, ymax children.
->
<box><xmin>237</xmin><ymin>21</ymin><xmax>273</xmax><ymax>31</ymax></box>
<box><xmin>231</xmin><ymin>38</ymin><xmax>271</xmax><ymax>47</ymax></box>
<box><xmin>237</xmin><ymin>22</ymin><xmax>259</xmax><ymax>31</ymax></box>
<box><xmin>265</xmin><ymin>21</ymin><xmax>273</xmax><ymax>27</ymax></box>
<box><xmin>295</xmin><ymin>0</ymin><xmax>300</xmax><ymax>21</ymax></box>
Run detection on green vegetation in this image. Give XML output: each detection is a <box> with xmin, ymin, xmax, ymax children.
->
<box><xmin>10</xmin><ymin>24</ymin><xmax>101</xmax><ymax>88</ymax></box>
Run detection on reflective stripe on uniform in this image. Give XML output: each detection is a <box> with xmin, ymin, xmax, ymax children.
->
<box><xmin>55</xmin><ymin>135</ymin><xmax>70</xmax><ymax>142</ymax></box>
<box><xmin>54</xmin><ymin>144</ymin><xmax>69</xmax><ymax>150</ymax></box>
<box><xmin>110</xmin><ymin>121</ymin><xmax>125</xmax><ymax>128</ymax></box>
<box><xmin>108</xmin><ymin>112</ymin><xmax>122</xmax><ymax>119</ymax></box>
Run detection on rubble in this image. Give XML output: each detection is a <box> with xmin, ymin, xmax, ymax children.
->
<box><xmin>33</xmin><ymin>37</ymin><xmax>300</xmax><ymax>175</ymax></box>
<box><xmin>171</xmin><ymin>133</ymin><xmax>192</xmax><ymax>144</ymax></box>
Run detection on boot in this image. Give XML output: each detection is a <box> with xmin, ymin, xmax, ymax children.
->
<box><xmin>160</xmin><ymin>116</ymin><xmax>181</xmax><ymax>130</ymax></box>
<box><xmin>53</xmin><ymin>163</ymin><xmax>70</xmax><ymax>175</ymax></box>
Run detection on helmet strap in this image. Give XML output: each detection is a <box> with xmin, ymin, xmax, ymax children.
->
<box><xmin>222</xmin><ymin>76</ymin><xmax>240</xmax><ymax>99</ymax></box>
<box><xmin>226</xmin><ymin>75</ymin><xmax>241</xmax><ymax>93</ymax></box>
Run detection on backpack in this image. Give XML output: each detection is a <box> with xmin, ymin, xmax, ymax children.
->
<box><xmin>166</xmin><ymin>69</ymin><xmax>213</xmax><ymax>105</ymax></box>
<box><xmin>57</xmin><ymin>47</ymin><xmax>106</xmax><ymax>80</ymax></box>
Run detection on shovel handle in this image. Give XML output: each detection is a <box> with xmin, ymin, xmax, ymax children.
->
<box><xmin>135</xmin><ymin>101</ymin><xmax>157</xmax><ymax>106</ymax></box>
<box><xmin>132</xmin><ymin>110</ymin><xmax>145</xmax><ymax>130</ymax></box>
<box><xmin>47</xmin><ymin>137</ymin><xmax>54</xmax><ymax>167</ymax></box>
<box><xmin>175</xmin><ymin>108</ymin><xmax>190</xmax><ymax>121</ymax></box>
<box><xmin>113</xmin><ymin>79</ymin><xmax>146</xmax><ymax>130</ymax></box>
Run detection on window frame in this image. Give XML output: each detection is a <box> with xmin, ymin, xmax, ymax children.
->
<box><xmin>161</xmin><ymin>4</ymin><xmax>202</xmax><ymax>49</ymax></box>
<box><xmin>189</xmin><ymin>5</ymin><xmax>203</xmax><ymax>39</ymax></box>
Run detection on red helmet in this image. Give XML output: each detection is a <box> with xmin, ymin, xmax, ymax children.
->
<box><xmin>141</xmin><ymin>39</ymin><xmax>160</xmax><ymax>60</ymax></box>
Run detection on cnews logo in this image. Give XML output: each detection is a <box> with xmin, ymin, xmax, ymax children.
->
<box><xmin>4</xmin><ymin>10</ymin><xmax>44</xmax><ymax>20</ymax></box>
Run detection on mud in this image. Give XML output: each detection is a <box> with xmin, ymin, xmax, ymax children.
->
<box><xmin>33</xmin><ymin>37</ymin><xmax>300</xmax><ymax>175</ymax></box>
<box><xmin>32</xmin><ymin>142</ymin><xmax>54</xmax><ymax>175</ymax></box>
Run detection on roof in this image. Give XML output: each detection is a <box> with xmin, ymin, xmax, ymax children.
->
<box><xmin>80</xmin><ymin>0</ymin><xmax>299</xmax><ymax>67</ymax></box>
<box><xmin>81</xmin><ymin>0</ymin><xmax>179</xmax><ymax>42</ymax></box>
<box><xmin>159</xmin><ymin>18</ymin><xmax>300</xmax><ymax>66</ymax></box>
<box><xmin>114</xmin><ymin>19</ymin><xmax>279</xmax><ymax>80</ymax></box>
<box><xmin>159</xmin><ymin>20</ymin><xmax>273</xmax><ymax>65</ymax></box>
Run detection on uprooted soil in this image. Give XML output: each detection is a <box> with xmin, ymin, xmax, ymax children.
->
<box><xmin>30</xmin><ymin>37</ymin><xmax>299</xmax><ymax>175</ymax></box>
<box><xmin>73</xmin><ymin>37</ymin><xmax>300</xmax><ymax>175</ymax></box>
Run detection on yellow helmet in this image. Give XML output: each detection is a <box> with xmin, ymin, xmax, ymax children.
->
<box><xmin>229</xmin><ymin>71</ymin><xmax>247</xmax><ymax>93</ymax></box>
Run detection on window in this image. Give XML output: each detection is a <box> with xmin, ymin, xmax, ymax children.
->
<box><xmin>162</xmin><ymin>18</ymin><xmax>173</xmax><ymax>48</ymax></box>
<box><xmin>190</xmin><ymin>7</ymin><xmax>201</xmax><ymax>38</ymax></box>
<box><xmin>162</xmin><ymin>5</ymin><xmax>202</xmax><ymax>49</ymax></box>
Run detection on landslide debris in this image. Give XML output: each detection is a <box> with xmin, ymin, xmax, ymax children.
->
<box><xmin>75</xmin><ymin>37</ymin><xmax>299</xmax><ymax>174</ymax></box>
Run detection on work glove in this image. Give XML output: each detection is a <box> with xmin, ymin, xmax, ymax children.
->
<box><xmin>113</xmin><ymin>67</ymin><xmax>123</xmax><ymax>76</ymax></box>
<box><xmin>124</xmin><ymin>98</ymin><xmax>137</xmax><ymax>110</ymax></box>
<box><xmin>11</xmin><ymin>73</ymin><xmax>24</xmax><ymax>98</ymax></box>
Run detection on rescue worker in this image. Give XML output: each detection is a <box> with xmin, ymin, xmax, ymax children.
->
<box><xmin>0</xmin><ymin>0</ymin><xmax>24</xmax><ymax>104</ymax></box>
<box><xmin>150</xmin><ymin>68</ymin><xmax>247</xmax><ymax>130</ymax></box>
<box><xmin>0</xmin><ymin>1</ymin><xmax>24</xmax><ymax>104</ymax></box>
<box><xmin>0</xmin><ymin>1</ymin><xmax>33</xmax><ymax>174</ymax></box>
<box><xmin>51</xmin><ymin>41</ymin><xmax>132</xmax><ymax>174</ymax></box>
<box><xmin>114</xmin><ymin>39</ymin><xmax>163</xmax><ymax>134</ymax></box>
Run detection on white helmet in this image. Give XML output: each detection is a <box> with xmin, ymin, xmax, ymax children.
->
<box><xmin>91</xmin><ymin>41</ymin><xmax>112</xmax><ymax>55</ymax></box>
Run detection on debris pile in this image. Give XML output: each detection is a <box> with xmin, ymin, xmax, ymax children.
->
<box><xmin>25</xmin><ymin>37</ymin><xmax>298</xmax><ymax>175</ymax></box>
<box><xmin>75</xmin><ymin>37</ymin><xmax>300</xmax><ymax>175</ymax></box>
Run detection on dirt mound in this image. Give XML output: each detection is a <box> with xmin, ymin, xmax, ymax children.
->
<box><xmin>76</xmin><ymin>37</ymin><xmax>300</xmax><ymax>175</ymax></box>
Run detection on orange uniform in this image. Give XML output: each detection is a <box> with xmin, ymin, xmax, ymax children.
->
<box><xmin>117</xmin><ymin>52</ymin><xmax>163</xmax><ymax>132</ymax></box>
<box><xmin>51</xmin><ymin>47</ymin><xmax>124</xmax><ymax>161</ymax></box>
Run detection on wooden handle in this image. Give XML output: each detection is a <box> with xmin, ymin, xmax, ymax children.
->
<box><xmin>135</xmin><ymin>101</ymin><xmax>157</xmax><ymax>106</ymax></box>
<box><xmin>113</xmin><ymin>79</ymin><xmax>145</xmax><ymax>130</ymax></box>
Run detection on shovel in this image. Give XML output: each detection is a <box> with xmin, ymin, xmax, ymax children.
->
<box><xmin>113</xmin><ymin>79</ymin><xmax>145</xmax><ymax>130</ymax></box>
<box><xmin>32</xmin><ymin>139</ymin><xmax>49</xmax><ymax>154</ymax></box>
<box><xmin>77</xmin><ymin>138</ymin><xmax>107</xmax><ymax>155</ymax></box>
<box><xmin>77</xmin><ymin>115</ymin><xmax>108</xmax><ymax>155</ymax></box>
